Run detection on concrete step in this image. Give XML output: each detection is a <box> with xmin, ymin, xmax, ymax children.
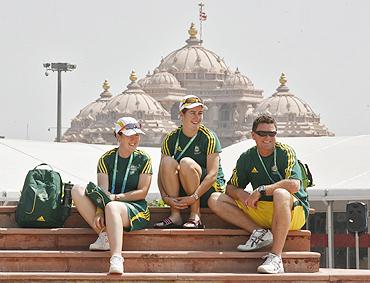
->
<box><xmin>0</xmin><ymin>228</ymin><xmax>311</xmax><ymax>252</ymax></box>
<box><xmin>0</xmin><ymin>206</ymin><xmax>236</xmax><ymax>229</ymax></box>
<box><xmin>2</xmin><ymin>269</ymin><xmax>370</xmax><ymax>282</ymax></box>
<box><xmin>0</xmin><ymin>251</ymin><xmax>320</xmax><ymax>273</ymax></box>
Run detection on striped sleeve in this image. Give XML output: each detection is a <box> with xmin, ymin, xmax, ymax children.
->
<box><xmin>137</xmin><ymin>150</ymin><xmax>153</xmax><ymax>175</ymax></box>
<box><xmin>199</xmin><ymin>126</ymin><xmax>219</xmax><ymax>155</ymax></box>
<box><xmin>227</xmin><ymin>152</ymin><xmax>249</xmax><ymax>189</ymax></box>
<box><xmin>161</xmin><ymin>129</ymin><xmax>178</xmax><ymax>156</ymax></box>
<box><xmin>229</xmin><ymin>167</ymin><xmax>239</xmax><ymax>187</ymax></box>
<box><xmin>97</xmin><ymin>149</ymin><xmax>115</xmax><ymax>174</ymax></box>
<box><xmin>277</xmin><ymin>143</ymin><xmax>297</xmax><ymax>179</ymax></box>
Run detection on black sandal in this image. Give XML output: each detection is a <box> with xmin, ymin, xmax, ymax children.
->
<box><xmin>153</xmin><ymin>217</ymin><xmax>182</xmax><ymax>229</ymax></box>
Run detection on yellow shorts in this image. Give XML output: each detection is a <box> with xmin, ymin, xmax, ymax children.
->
<box><xmin>235</xmin><ymin>198</ymin><xmax>306</xmax><ymax>230</ymax></box>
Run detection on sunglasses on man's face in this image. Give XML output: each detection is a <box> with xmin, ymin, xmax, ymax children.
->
<box><xmin>254</xmin><ymin>131</ymin><xmax>277</xmax><ymax>137</ymax></box>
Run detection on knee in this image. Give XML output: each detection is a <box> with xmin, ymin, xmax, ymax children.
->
<box><xmin>161</xmin><ymin>156</ymin><xmax>178</xmax><ymax>171</ymax></box>
<box><xmin>273</xmin><ymin>188</ymin><xmax>291</xmax><ymax>205</ymax></box>
<box><xmin>105</xmin><ymin>201</ymin><xmax>118</xmax><ymax>214</ymax></box>
<box><xmin>71</xmin><ymin>184</ymin><xmax>86</xmax><ymax>200</ymax></box>
<box><xmin>105</xmin><ymin>201</ymin><xmax>126</xmax><ymax>215</ymax></box>
<box><xmin>179</xmin><ymin>157</ymin><xmax>198</xmax><ymax>173</ymax></box>
<box><xmin>208</xmin><ymin>192</ymin><xmax>223</xmax><ymax>211</ymax></box>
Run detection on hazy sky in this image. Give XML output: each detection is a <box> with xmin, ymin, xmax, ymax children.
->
<box><xmin>1</xmin><ymin>0</ymin><xmax>370</xmax><ymax>141</ymax></box>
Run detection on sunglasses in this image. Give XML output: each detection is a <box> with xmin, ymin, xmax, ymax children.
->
<box><xmin>254</xmin><ymin>131</ymin><xmax>277</xmax><ymax>137</ymax></box>
<box><xmin>180</xmin><ymin>97</ymin><xmax>203</xmax><ymax>107</ymax></box>
<box><xmin>118</xmin><ymin>123</ymin><xmax>141</xmax><ymax>134</ymax></box>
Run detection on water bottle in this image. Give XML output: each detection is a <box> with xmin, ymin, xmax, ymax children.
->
<box><xmin>63</xmin><ymin>182</ymin><xmax>73</xmax><ymax>207</ymax></box>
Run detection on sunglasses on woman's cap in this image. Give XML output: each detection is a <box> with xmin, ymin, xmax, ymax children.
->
<box><xmin>180</xmin><ymin>96</ymin><xmax>203</xmax><ymax>106</ymax></box>
<box><xmin>254</xmin><ymin>131</ymin><xmax>277</xmax><ymax>137</ymax></box>
<box><xmin>178</xmin><ymin>95</ymin><xmax>207</xmax><ymax>111</ymax></box>
<box><xmin>118</xmin><ymin>122</ymin><xmax>141</xmax><ymax>132</ymax></box>
<box><xmin>115</xmin><ymin>117</ymin><xmax>145</xmax><ymax>136</ymax></box>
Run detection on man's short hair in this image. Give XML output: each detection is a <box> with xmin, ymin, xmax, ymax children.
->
<box><xmin>252</xmin><ymin>114</ymin><xmax>277</xmax><ymax>132</ymax></box>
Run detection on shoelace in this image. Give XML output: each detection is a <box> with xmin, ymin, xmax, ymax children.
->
<box><xmin>262</xmin><ymin>254</ymin><xmax>281</xmax><ymax>270</ymax></box>
<box><xmin>248</xmin><ymin>229</ymin><xmax>268</xmax><ymax>247</ymax></box>
<box><xmin>110</xmin><ymin>256</ymin><xmax>123</xmax><ymax>264</ymax></box>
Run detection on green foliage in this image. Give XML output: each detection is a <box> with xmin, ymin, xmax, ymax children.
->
<box><xmin>148</xmin><ymin>199</ymin><xmax>169</xmax><ymax>207</ymax></box>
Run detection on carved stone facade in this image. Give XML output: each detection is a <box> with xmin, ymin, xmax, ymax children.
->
<box><xmin>63</xmin><ymin>23</ymin><xmax>333</xmax><ymax>147</ymax></box>
<box><xmin>62</xmin><ymin>73</ymin><xmax>177</xmax><ymax>146</ymax></box>
<box><xmin>249</xmin><ymin>73</ymin><xmax>334</xmax><ymax>138</ymax></box>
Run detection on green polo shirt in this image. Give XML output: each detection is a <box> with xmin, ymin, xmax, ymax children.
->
<box><xmin>97</xmin><ymin>148</ymin><xmax>152</xmax><ymax>195</ymax></box>
<box><xmin>161</xmin><ymin>124</ymin><xmax>225</xmax><ymax>191</ymax></box>
<box><xmin>228</xmin><ymin>142</ymin><xmax>309</xmax><ymax>218</ymax></box>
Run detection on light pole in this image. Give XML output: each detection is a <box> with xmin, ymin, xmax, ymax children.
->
<box><xmin>43</xmin><ymin>62</ymin><xmax>76</xmax><ymax>142</ymax></box>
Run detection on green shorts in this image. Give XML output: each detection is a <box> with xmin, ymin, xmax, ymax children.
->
<box><xmin>85</xmin><ymin>182</ymin><xmax>150</xmax><ymax>232</ymax></box>
<box><xmin>179</xmin><ymin>167</ymin><xmax>225</xmax><ymax>208</ymax></box>
<box><xmin>122</xmin><ymin>200</ymin><xmax>150</xmax><ymax>232</ymax></box>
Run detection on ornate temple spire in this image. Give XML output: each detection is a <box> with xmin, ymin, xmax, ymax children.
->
<box><xmin>276</xmin><ymin>72</ymin><xmax>290</xmax><ymax>93</ymax></box>
<box><xmin>279</xmin><ymin>73</ymin><xmax>287</xmax><ymax>86</ymax></box>
<box><xmin>186</xmin><ymin>23</ymin><xmax>202</xmax><ymax>46</ymax></box>
<box><xmin>99</xmin><ymin>80</ymin><xmax>112</xmax><ymax>100</ymax></box>
<box><xmin>188</xmin><ymin>22</ymin><xmax>197</xmax><ymax>38</ymax></box>
<box><xmin>130</xmin><ymin>70</ymin><xmax>138</xmax><ymax>82</ymax></box>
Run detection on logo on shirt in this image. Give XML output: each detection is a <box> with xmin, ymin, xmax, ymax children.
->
<box><xmin>194</xmin><ymin>145</ymin><xmax>201</xmax><ymax>155</ymax></box>
<box><xmin>251</xmin><ymin>167</ymin><xmax>258</xmax><ymax>173</ymax></box>
<box><xmin>176</xmin><ymin>146</ymin><xmax>182</xmax><ymax>152</ymax></box>
<box><xmin>129</xmin><ymin>165</ymin><xmax>138</xmax><ymax>175</ymax></box>
<box><xmin>37</xmin><ymin>216</ymin><xmax>45</xmax><ymax>222</ymax></box>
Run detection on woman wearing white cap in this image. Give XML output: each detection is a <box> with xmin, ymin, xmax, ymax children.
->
<box><xmin>72</xmin><ymin>116</ymin><xmax>152</xmax><ymax>274</ymax></box>
<box><xmin>154</xmin><ymin>95</ymin><xmax>225</xmax><ymax>229</ymax></box>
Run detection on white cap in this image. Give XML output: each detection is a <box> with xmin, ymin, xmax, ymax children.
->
<box><xmin>178</xmin><ymin>95</ymin><xmax>207</xmax><ymax>112</ymax></box>
<box><xmin>114</xmin><ymin>117</ymin><xmax>145</xmax><ymax>136</ymax></box>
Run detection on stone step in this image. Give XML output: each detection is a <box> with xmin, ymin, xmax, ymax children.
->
<box><xmin>0</xmin><ymin>228</ymin><xmax>311</xmax><ymax>252</ymax></box>
<box><xmin>0</xmin><ymin>206</ymin><xmax>236</xmax><ymax>229</ymax></box>
<box><xmin>0</xmin><ymin>251</ymin><xmax>320</xmax><ymax>273</ymax></box>
<box><xmin>3</xmin><ymin>269</ymin><xmax>370</xmax><ymax>282</ymax></box>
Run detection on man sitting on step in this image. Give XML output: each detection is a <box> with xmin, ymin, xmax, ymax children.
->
<box><xmin>208</xmin><ymin>114</ymin><xmax>309</xmax><ymax>274</ymax></box>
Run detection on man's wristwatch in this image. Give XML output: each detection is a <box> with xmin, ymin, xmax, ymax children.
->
<box><xmin>114</xmin><ymin>194</ymin><xmax>120</xmax><ymax>201</ymax></box>
<box><xmin>257</xmin><ymin>185</ymin><xmax>266</xmax><ymax>196</ymax></box>
<box><xmin>192</xmin><ymin>192</ymin><xmax>200</xmax><ymax>200</ymax></box>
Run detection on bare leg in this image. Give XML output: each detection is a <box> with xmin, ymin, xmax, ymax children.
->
<box><xmin>105</xmin><ymin>201</ymin><xmax>131</xmax><ymax>257</ymax></box>
<box><xmin>159</xmin><ymin>156</ymin><xmax>182</xmax><ymax>224</ymax></box>
<box><xmin>208</xmin><ymin>192</ymin><xmax>260</xmax><ymax>233</ymax></box>
<box><xmin>179</xmin><ymin>157</ymin><xmax>202</xmax><ymax>220</ymax></box>
<box><xmin>71</xmin><ymin>184</ymin><xmax>100</xmax><ymax>234</ymax></box>
<box><xmin>270</xmin><ymin>189</ymin><xmax>293</xmax><ymax>256</ymax></box>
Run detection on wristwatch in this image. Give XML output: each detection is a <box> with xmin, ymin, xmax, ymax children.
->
<box><xmin>257</xmin><ymin>185</ymin><xmax>266</xmax><ymax>196</ymax></box>
<box><xmin>114</xmin><ymin>194</ymin><xmax>120</xmax><ymax>201</ymax></box>
<box><xmin>192</xmin><ymin>192</ymin><xmax>200</xmax><ymax>200</ymax></box>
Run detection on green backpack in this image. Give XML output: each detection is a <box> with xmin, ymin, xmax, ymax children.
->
<box><xmin>15</xmin><ymin>163</ymin><xmax>72</xmax><ymax>228</ymax></box>
<box><xmin>298</xmin><ymin>160</ymin><xmax>314</xmax><ymax>190</ymax></box>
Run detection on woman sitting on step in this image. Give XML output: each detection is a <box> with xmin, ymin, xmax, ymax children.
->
<box><xmin>154</xmin><ymin>95</ymin><xmax>225</xmax><ymax>229</ymax></box>
<box><xmin>72</xmin><ymin>116</ymin><xmax>152</xmax><ymax>274</ymax></box>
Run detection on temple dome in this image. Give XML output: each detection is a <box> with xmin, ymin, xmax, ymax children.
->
<box><xmin>158</xmin><ymin>23</ymin><xmax>229</xmax><ymax>74</ymax></box>
<box><xmin>103</xmin><ymin>71</ymin><xmax>170</xmax><ymax>116</ymax></box>
<box><xmin>75</xmin><ymin>80</ymin><xmax>112</xmax><ymax>121</ymax></box>
<box><xmin>255</xmin><ymin>73</ymin><xmax>315</xmax><ymax>116</ymax></box>
<box><xmin>224</xmin><ymin>68</ymin><xmax>254</xmax><ymax>89</ymax></box>
<box><xmin>145</xmin><ymin>71</ymin><xmax>181</xmax><ymax>89</ymax></box>
<box><xmin>137</xmin><ymin>71</ymin><xmax>152</xmax><ymax>89</ymax></box>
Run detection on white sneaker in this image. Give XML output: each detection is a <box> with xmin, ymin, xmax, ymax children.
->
<box><xmin>237</xmin><ymin>228</ymin><xmax>273</xmax><ymax>252</ymax></box>
<box><xmin>109</xmin><ymin>255</ymin><xmax>124</xmax><ymax>274</ymax></box>
<box><xmin>257</xmin><ymin>252</ymin><xmax>284</xmax><ymax>274</ymax></box>
<box><xmin>89</xmin><ymin>232</ymin><xmax>110</xmax><ymax>251</ymax></box>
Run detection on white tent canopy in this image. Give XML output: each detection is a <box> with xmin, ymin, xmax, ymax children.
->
<box><xmin>1</xmin><ymin>135</ymin><xmax>370</xmax><ymax>201</ymax></box>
